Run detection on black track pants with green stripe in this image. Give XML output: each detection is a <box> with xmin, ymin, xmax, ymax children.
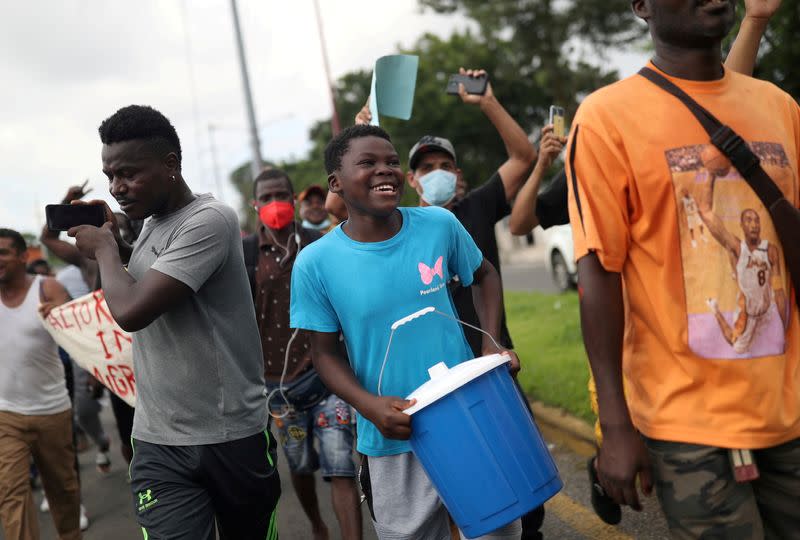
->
<box><xmin>130</xmin><ymin>429</ymin><xmax>281</xmax><ymax>539</ymax></box>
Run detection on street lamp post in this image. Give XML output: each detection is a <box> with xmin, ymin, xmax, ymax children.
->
<box><xmin>312</xmin><ymin>0</ymin><xmax>341</xmax><ymax>135</ymax></box>
<box><xmin>230</xmin><ymin>0</ymin><xmax>264</xmax><ymax>179</ymax></box>
<box><xmin>207</xmin><ymin>124</ymin><xmax>225</xmax><ymax>203</ymax></box>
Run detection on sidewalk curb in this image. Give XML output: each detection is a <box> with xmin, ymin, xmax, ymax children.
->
<box><xmin>529</xmin><ymin>399</ymin><xmax>596</xmax><ymax>445</ymax></box>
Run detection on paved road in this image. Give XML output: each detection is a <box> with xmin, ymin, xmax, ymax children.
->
<box><xmin>501</xmin><ymin>261</ymin><xmax>559</xmax><ymax>294</ymax></box>
<box><xmin>10</xmin><ymin>407</ymin><xmax>670</xmax><ymax>540</ymax></box>
<box><xmin>15</xmin><ymin>406</ymin><xmax>379</xmax><ymax>540</ymax></box>
<box><xmin>537</xmin><ymin>423</ymin><xmax>668</xmax><ymax>539</ymax></box>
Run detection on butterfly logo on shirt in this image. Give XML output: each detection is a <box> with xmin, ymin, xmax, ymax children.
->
<box><xmin>418</xmin><ymin>256</ymin><xmax>444</xmax><ymax>285</ymax></box>
<box><xmin>150</xmin><ymin>246</ymin><xmax>163</xmax><ymax>257</ymax></box>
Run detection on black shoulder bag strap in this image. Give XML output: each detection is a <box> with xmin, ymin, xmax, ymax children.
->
<box><xmin>639</xmin><ymin>67</ymin><xmax>800</xmax><ymax>307</ymax></box>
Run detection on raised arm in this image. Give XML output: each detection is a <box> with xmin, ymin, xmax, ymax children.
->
<box><xmin>40</xmin><ymin>224</ymin><xmax>84</xmax><ymax>267</ymax></box>
<box><xmin>509</xmin><ymin>125</ymin><xmax>566</xmax><ymax>235</ymax></box>
<box><xmin>696</xmin><ymin>175</ymin><xmax>741</xmax><ymax>258</ymax></box>
<box><xmin>724</xmin><ymin>0</ymin><xmax>781</xmax><ymax>75</ymax></box>
<box><xmin>309</xmin><ymin>331</ymin><xmax>413</xmax><ymax>439</ymax></box>
<box><xmin>458</xmin><ymin>68</ymin><xmax>536</xmax><ymax>202</ymax></box>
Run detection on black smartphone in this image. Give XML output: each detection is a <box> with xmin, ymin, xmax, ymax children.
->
<box><xmin>445</xmin><ymin>74</ymin><xmax>489</xmax><ymax>96</ymax></box>
<box><xmin>45</xmin><ymin>204</ymin><xmax>106</xmax><ymax>231</ymax></box>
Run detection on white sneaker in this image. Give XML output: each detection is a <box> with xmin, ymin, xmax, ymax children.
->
<box><xmin>80</xmin><ymin>505</ymin><xmax>89</xmax><ymax>531</ymax></box>
<box><xmin>707</xmin><ymin>298</ymin><xmax>720</xmax><ymax>313</ymax></box>
<box><xmin>691</xmin><ymin>239</ymin><xmax>698</xmax><ymax>248</ymax></box>
<box><xmin>40</xmin><ymin>496</ymin><xmax>49</xmax><ymax>513</ymax></box>
<box><xmin>96</xmin><ymin>451</ymin><xmax>111</xmax><ymax>474</ymax></box>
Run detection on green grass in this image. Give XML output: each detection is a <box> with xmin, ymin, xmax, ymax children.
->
<box><xmin>505</xmin><ymin>291</ymin><xmax>594</xmax><ymax>423</ymax></box>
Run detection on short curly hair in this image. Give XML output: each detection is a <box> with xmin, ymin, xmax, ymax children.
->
<box><xmin>98</xmin><ymin>105</ymin><xmax>182</xmax><ymax>165</ymax></box>
<box><xmin>0</xmin><ymin>228</ymin><xmax>26</xmax><ymax>253</ymax></box>
<box><xmin>253</xmin><ymin>168</ymin><xmax>294</xmax><ymax>198</ymax></box>
<box><xmin>324</xmin><ymin>125</ymin><xmax>392</xmax><ymax>174</ymax></box>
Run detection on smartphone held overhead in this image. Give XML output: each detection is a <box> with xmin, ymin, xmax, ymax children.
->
<box><xmin>549</xmin><ymin>106</ymin><xmax>566</xmax><ymax>138</ymax></box>
<box><xmin>45</xmin><ymin>204</ymin><xmax>105</xmax><ymax>232</ymax></box>
<box><xmin>446</xmin><ymin>73</ymin><xmax>489</xmax><ymax>96</ymax></box>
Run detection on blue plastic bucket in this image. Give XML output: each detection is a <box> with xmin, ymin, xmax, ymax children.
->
<box><xmin>405</xmin><ymin>356</ymin><xmax>562</xmax><ymax>539</ymax></box>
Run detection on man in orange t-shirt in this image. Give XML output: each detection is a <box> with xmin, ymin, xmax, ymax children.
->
<box><xmin>567</xmin><ymin>0</ymin><xmax>799</xmax><ymax>537</ymax></box>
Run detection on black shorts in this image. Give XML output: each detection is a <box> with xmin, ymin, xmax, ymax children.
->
<box><xmin>130</xmin><ymin>430</ymin><xmax>281</xmax><ymax>540</ymax></box>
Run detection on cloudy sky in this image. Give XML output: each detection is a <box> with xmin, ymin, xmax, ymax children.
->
<box><xmin>1</xmin><ymin>1</ymin><xmax>648</xmax><ymax>234</ymax></box>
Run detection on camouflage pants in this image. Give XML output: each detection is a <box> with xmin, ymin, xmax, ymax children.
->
<box><xmin>645</xmin><ymin>437</ymin><xmax>800</xmax><ymax>540</ymax></box>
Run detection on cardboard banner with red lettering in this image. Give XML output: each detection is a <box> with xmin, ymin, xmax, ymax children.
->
<box><xmin>40</xmin><ymin>291</ymin><xmax>136</xmax><ymax>407</ymax></box>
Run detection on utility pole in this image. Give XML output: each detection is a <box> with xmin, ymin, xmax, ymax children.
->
<box><xmin>312</xmin><ymin>0</ymin><xmax>341</xmax><ymax>135</ymax></box>
<box><xmin>207</xmin><ymin>124</ymin><xmax>225</xmax><ymax>203</ymax></box>
<box><xmin>230</xmin><ymin>0</ymin><xmax>264</xmax><ymax>179</ymax></box>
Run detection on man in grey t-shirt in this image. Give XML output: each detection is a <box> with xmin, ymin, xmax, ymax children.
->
<box><xmin>70</xmin><ymin>105</ymin><xmax>280</xmax><ymax>539</ymax></box>
<box><xmin>127</xmin><ymin>194</ymin><xmax>267</xmax><ymax>445</ymax></box>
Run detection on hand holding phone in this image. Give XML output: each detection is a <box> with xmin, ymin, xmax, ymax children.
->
<box><xmin>536</xmin><ymin>125</ymin><xmax>567</xmax><ymax>172</ymax></box>
<box><xmin>45</xmin><ymin>204</ymin><xmax>106</xmax><ymax>232</ymax></box>
<box><xmin>549</xmin><ymin>106</ymin><xmax>566</xmax><ymax>139</ymax></box>
<box><xmin>446</xmin><ymin>73</ymin><xmax>489</xmax><ymax>96</ymax></box>
<box><xmin>447</xmin><ymin>67</ymin><xmax>491</xmax><ymax>99</ymax></box>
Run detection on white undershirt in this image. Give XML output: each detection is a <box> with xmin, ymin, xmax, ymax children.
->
<box><xmin>0</xmin><ymin>276</ymin><xmax>71</xmax><ymax>415</ymax></box>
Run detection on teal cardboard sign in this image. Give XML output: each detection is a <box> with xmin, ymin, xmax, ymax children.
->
<box><xmin>370</xmin><ymin>54</ymin><xmax>419</xmax><ymax>125</ymax></box>
<box><xmin>369</xmin><ymin>70</ymin><xmax>380</xmax><ymax>126</ymax></box>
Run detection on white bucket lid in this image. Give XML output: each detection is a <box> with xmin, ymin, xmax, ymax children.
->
<box><xmin>403</xmin><ymin>354</ymin><xmax>509</xmax><ymax>415</ymax></box>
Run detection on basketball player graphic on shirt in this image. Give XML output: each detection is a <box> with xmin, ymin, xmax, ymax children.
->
<box><xmin>696</xmin><ymin>160</ymin><xmax>789</xmax><ymax>354</ymax></box>
<box><xmin>680</xmin><ymin>187</ymin><xmax>708</xmax><ymax>248</ymax></box>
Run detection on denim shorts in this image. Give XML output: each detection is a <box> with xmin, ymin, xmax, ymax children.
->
<box><xmin>267</xmin><ymin>389</ymin><xmax>356</xmax><ymax>478</ymax></box>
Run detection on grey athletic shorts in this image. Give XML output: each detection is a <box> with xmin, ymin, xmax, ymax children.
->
<box><xmin>361</xmin><ymin>451</ymin><xmax>521</xmax><ymax>540</ymax></box>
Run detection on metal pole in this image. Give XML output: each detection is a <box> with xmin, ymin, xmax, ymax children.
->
<box><xmin>312</xmin><ymin>0</ymin><xmax>341</xmax><ymax>135</ymax></box>
<box><xmin>230</xmin><ymin>0</ymin><xmax>264</xmax><ymax>179</ymax></box>
<box><xmin>208</xmin><ymin>124</ymin><xmax>225</xmax><ymax>203</ymax></box>
<box><xmin>179</xmin><ymin>0</ymin><xmax>208</xmax><ymax>191</ymax></box>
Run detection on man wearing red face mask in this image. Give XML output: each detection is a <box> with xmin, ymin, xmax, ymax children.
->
<box><xmin>243</xmin><ymin>168</ymin><xmax>362</xmax><ymax>540</ymax></box>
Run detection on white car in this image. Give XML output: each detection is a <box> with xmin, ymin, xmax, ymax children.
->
<box><xmin>543</xmin><ymin>224</ymin><xmax>577</xmax><ymax>292</ymax></box>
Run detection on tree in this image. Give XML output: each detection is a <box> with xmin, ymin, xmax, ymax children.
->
<box><xmin>419</xmin><ymin>0</ymin><xmax>646</xmax><ymax>109</ymax></box>
<box><xmin>228</xmin><ymin>71</ymin><xmax>372</xmax><ymax>233</ymax></box>
<box><xmin>229</xmin><ymin>0</ymin><xmax>649</xmax><ymax>225</ymax></box>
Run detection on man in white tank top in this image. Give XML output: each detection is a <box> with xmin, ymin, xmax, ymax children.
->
<box><xmin>699</xmin><ymin>181</ymin><xmax>790</xmax><ymax>353</ymax></box>
<box><xmin>0</xmin><ymin>228</ymin><xmax>82</xmax><ymax>540</ymax></box>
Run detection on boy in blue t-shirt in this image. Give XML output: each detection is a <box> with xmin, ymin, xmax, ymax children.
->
<box><xmin>290</xmin><ymin>125</ymin><xmax>521</xmax><ymax>539</ymax></box>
